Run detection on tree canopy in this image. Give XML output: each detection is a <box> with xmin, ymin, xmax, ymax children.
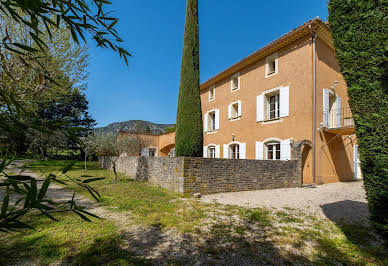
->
<box><xmin>175</xmin><ymin>0</ymin><xmax>203</xmax><ymax>157</ymax></box>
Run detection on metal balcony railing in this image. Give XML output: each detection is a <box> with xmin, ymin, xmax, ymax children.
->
<box><xmin>323</xmin><ymin>107</ymin><xmax>354</xmax><ymax>128</ymax></box>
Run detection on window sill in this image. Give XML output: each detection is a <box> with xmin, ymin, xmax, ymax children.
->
<box><xmin>208</xmin><ymin>98</ymin><xmax>215</xmax><ymax>102</ymax></box>
<box><xmin>231</xmin><ymin>88</ymin><xmax>240</xmax><ymax>93</ymax></box>
<box><xmin>264</xmin><ymin>117</ymin><xmax>281</xmax><ymax>122</ymax></box>
<box><xmin>265</xmin><ymin>72</ymin><xmax>278</xmax><ymax>79</ymax></box>
<box><xmin>229</xmin><ymin>117</ymin><xmax>241</xmax><ymax>121</ymax></box>
<box><xmin>206</xmin><ymin>130</ymin><xmax>218</xmax><ymax>134</ymax></box>
<box><xmin>259</xmin><ymin>117</ymin><xmax>284</xmax><ymax>125</ymax></box>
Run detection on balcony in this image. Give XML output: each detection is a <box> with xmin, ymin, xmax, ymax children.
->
<box><xmin>323</xmin><ymin>107</ymin><xmax>355</xmax><ymax>135</ymax></box>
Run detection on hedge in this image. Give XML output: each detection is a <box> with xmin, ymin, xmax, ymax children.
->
<box><xmin>328</xmin><ymin>0</ymin><xmax>388</xmax><ymax>237</ymax></box>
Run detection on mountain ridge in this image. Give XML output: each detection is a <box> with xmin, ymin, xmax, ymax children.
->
<box><xmin>94</xmin><ymin>120</ymin><xmax>175</xmax><ymax>135</ymax></box>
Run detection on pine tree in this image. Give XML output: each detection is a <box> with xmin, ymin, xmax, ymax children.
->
<box><xmin>175</xmin><ymin>0</ymin><xmax>203</xmax><ymax>157</ymax></box>
<box><xmin>328</xmin><ymin>0</ymin><xmax>388</xmax><ymax>238</ymax></box>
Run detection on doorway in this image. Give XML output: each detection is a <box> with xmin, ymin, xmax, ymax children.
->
<box><xmin>301</xmin><ymin>144</ymin><xmax>313</xmax><ymax>184</ymax></box>
<box><xmin>353</xmin><ymin>145</ymin><xmax>363</xmax><ymax>180</ymax></box>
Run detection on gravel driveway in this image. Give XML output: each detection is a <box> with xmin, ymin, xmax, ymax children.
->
<box><xmin>201</xmin><ymin>181</ymin><xmax>370</xmax><ymax>225</ymax></box>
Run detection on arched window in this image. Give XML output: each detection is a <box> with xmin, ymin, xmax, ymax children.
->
<box><xmin>266</xmin><ymin>142</ymin><xmax>280</xmax><ymax>160</ymax></box>
<box><xmin>229</xmin><ymin>144</ymin><xmax>240</xmax><ymax>159</ymax></box>
<box><xmin>208</xmin><ymin>145</ymin><xmax>216</xmax><ymax>158</ymax></box>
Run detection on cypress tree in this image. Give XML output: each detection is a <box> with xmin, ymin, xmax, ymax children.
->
<box><xmin>175</xmin><ymin>0</ymin><xmax>203</xmax><ymax>157</ymax></box>
<box><xmin>328</xmin><ymin>0</ymin><xmax>388</xmax><ymax>238</ymax></box>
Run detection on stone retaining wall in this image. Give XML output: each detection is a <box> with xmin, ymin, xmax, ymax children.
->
<box><xmin>99</xmin><ymin>155</ymin><xmax>302</xmax><ymax>195</ymax></box>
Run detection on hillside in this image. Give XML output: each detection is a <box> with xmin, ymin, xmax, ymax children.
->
<box><xmin>94</xmin><ymin>120</ymin><xmax>175</xmax><ymax>135</ymax></box>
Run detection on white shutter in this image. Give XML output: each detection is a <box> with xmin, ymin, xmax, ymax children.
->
<box><xmin>203</xmin><ymin>146</ymin><xmax>207</xmax><ymax>158</ymax></box>
<box><xmin>215</xmin><ymin>109</ymin><xmax>220</xmax><ymax>130</ymax></box>
<box><xmin>228</xmin><ymin>104</ymin><xmax>232</xmax><ymax>119</ymax></box>
<box><xmin>141</xmin><ymin>147</ymin><xmax>149</xmax><ymax>157</ymax></box>
<box><xmin>223</xmin><ymin>144</ymin><xmax>229</xmax><ymax>158</ymax></box>
<box><xmin>240</xmin><ymin>143</ymin><xmax>246</xmax><ymax>159</ymax></box>
<box><xmin>257</xmin><ymin>95</ymin><xmax>264</xmax><ymax>121</ymax></box>
<box><xmin>238</xmin><ymin>100</ymin><xmax>242</xmax><ymax>117</ymax></box>
<box><xmin>279</xmin><ymin>86</ymin><xmax>289</xmax><ymax>117</ymax></box>
<box><xmin>336</xmin><ymin>96</ymin><xmax>341</xmax><ymax>127</ymax></box>
<box><xmin>255</xmin><ymin>142</ymin><xmax>264</xmax><ymax>160</ymax></box>
<box><xmin>280</xmin><ymin>139</ymin><xmax>291</xmax><ymax>160</ymax></box>
<box><xmin>215</xmin><ymin>145</ymin><xmax>220</xmax><ymax>158</ymax></box>
<box><xmin>204</xmin><ymin>112</ymin><xmax>208</xmax><ymax>132</ymax></box>
<box><xmin>323</xmin><ymin>89</ymin><xmax>330</xmax><ymax>127</ymax></box>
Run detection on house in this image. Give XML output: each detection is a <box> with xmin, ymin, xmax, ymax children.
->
<box><xmin>124</xmin><ymin>18</ymin><xmax>361</xmax><ymax>185</ymax></box>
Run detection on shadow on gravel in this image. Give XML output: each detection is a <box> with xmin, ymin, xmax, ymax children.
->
<box><xmin>321</xmin><ymin>200</ymin><xmax>370</xmax><ymax>225</ymax></box>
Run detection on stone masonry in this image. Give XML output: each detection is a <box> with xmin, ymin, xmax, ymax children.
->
<box><xmin>99</xmin><ymin>141</ymin><xmax>308</xmax><ymax>195</ymax></box>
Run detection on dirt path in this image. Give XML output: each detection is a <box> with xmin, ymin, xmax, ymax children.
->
<box><xmin>3</xmin><ymin>161</ymin><xmax>226</xmax><ymax>265</ymax></box>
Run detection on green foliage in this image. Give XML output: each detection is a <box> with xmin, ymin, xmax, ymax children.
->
<box><xmin>0</xmin><ymin>0</ymin><xmax>128</xmax><ymax>233</ymax></box>
<box><xmin>175</xmin><ymin>0</ymin><xmax>203</xmax><ymax>157</ymax></box>
<box><xmin>165</xmin><ymin>124</ymin><xmax>176</xmax><ymax>134</ymax></box>
<box><xmin>0</xmin><ymin>0</ymin><xmax>130</xmax><ymax>64</ymax></box>
<box><xmin>21</xmin><ymin>160</ymin><xmax>388</xmax><ymax>264</ymax></box>
<box><xmin>0</xmin><ymin>159</ymin><xmax>101</xmax><ymax>232</ymax></box>
<box><xmin>89</xmin><ymin>132</ymin><xmax>147</xmax><ymax>181</ymax></box>
<box><xmin>328</xmin><ymin>0</ymin><xmax>388</xmax><ymax>238</ymax></box>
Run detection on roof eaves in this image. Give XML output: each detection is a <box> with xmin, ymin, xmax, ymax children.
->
<box><xmin>200</xmin><ymin>18</ymin><xmax>330</xmax><ymax>90</ymax></box>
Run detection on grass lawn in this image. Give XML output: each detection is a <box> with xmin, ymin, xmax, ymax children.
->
<box><xmin>1</xmin><ymin>159</ymin><xmax>386</xmax><ymax>265</ymax></box>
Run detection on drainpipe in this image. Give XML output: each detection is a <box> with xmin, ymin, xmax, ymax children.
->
<box><xmin>312</xmin><ymin>32</ymin><xmax>317</xmax><ymax>185</ymax></box>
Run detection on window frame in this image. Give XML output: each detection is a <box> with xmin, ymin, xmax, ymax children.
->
<box><xmin>228</xmin><ymin>100</ymin><xmax>241</xmax><ymax>120</ymax></box>
<box><xmin>230</xmin><ymin>73</ymin><xmax>240</xmax><ymax>92</ymax></box>
<box><xmin>266</xmin><ymin>92</ymin><xmax>280</xmax><ymax>120</ymax></box>
<box><xmin>231</xmin><ymin>103</ymin><xmax>239</xmax><ymax>119</ymax></box>
<box><xmin>265</xmin><ymin>53</ymin><xmax>278</xmax><ymax>78</ymax></box>
<box><xmin>208</xmin><ymin>111</ymin><xmax>216</xmax><ymax>132</ymax></box>
<box><xmin>229</xmin><ymin>144</ymin><xmax>240</xmax><ymax>159</ymax></box>
<box><xmin>208</xmin><ymin>145</ymin><xmax>216</xmax><ymax>158</ymax></box>
<box><xmin>209</xmin><ymin>85</ymin><xmax>215</xmax><ymax>101</ymax></box>
<box><xmin>265</xmin><ymin>141</ymin><xmax>281</xmax><ymax>160</ymax></box>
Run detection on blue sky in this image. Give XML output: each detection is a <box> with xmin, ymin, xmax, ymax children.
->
<box><xmin>86</xmin><ymin>1</ymin><xmax>329</xmax><ymax>127</ymax></box>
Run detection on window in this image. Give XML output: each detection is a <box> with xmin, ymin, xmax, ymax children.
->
<box><xmin>265</xmin><ymin>53</ymin><xmax>278</xmax><ymax>78</ymax></box>
<box><xmin>149</xmin><ymin>148</ymin><xmax>156</xmax><ymax>157</ymax></box>
<box><xmin>228</xmin><ymin>100</ymin><xmax>241</xmax><ymax>120</ymax></box>
<box><xmin>267</xmin><ymin>93</ymin><xmax>280</xmax><ymax>120</ymax></box>
<box><xmin>209</xmin><ymin>86</ymin><xmax>215</xmax><ymax>101</ymax></box>
<box><xmin>204</xmin><ymin>109</ymin><xmax>219</xmax><ymax>132</ymax></box>
<box><xmin>229</xmin><ymin>144</ymin><xmax>240</xmax><ymax>159</ymax></box>
<box><xmin>208</xmin><ymin>146</ymin><xmax>216</xmax><ymax>158</ymax></box>
<box><xmin>168</xmin><ymin>148</ymin><xmax>175</xmax><ymax>157</ymax></box>
<box><xmin>257</xmin><ymin>86</ymin><xmax>289</xmax><ymax>122</ymax></box>
<box><xmin>208</xmin><ymin>111</ymin><xmax>216</xmax><ymax>131</ymax></box>
<box><xmin>266</xmin><ymin>142</ymin><xmax>281</xmax><ymax>160</ymax></box>
<box><xmin>231</xmin><ymin>103</ymin><xmax>239</xmax><ymax>119</ymax></box>
<box><xmin>231</xmin><ymin>73</ymin><xmax>240</xmax><ymax>92</ymax></box>
<box><xmin>268</xmin><ymin>58</ymin><xmax>276</xmax><ymax>75</ymax></box>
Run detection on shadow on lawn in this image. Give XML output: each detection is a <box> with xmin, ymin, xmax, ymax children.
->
<box><xmin>321</xmin><ymin>200</ymin><xmax>387</xmax><ymax>256</ymax></box>
<box><xmin>2</xmin><ymin>214</ymin><xmax>386</xmax><ymax>265</ymax></box>
<box><xmin>70</xmin><ymin>215</ymin><xmax>385</xmax><ymax>265</ymax></box>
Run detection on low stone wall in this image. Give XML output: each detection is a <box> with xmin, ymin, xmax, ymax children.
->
<box><xmin>99</xmin><ymin>156</ymin><xmax>140</xmax><ymax>177</ymax></box>
<box><xmin>99</xmin><ymin>156</ymin><xmax>302</xmax><ymax>195</ymax></box>
<box><xmin>182</xmin><ymin>158</ymin><xmax>300</xmax><ymax>195</ymax></box>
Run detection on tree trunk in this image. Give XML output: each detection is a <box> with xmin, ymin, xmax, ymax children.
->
<box><xmin>111</xmin><ymin>160</ymin><xmax>118</xmax><ymax>182</ymax></box>
<box><xmin>84</xmin><ymin>153</ymin><xmax>87</xmax><ymax>172</ymax></box>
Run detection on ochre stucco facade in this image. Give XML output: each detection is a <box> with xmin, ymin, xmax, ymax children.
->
<box><xmin>121</xmin><ymin>19</ymin><xmax>359</xmax><ymax>185</ymax></box>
